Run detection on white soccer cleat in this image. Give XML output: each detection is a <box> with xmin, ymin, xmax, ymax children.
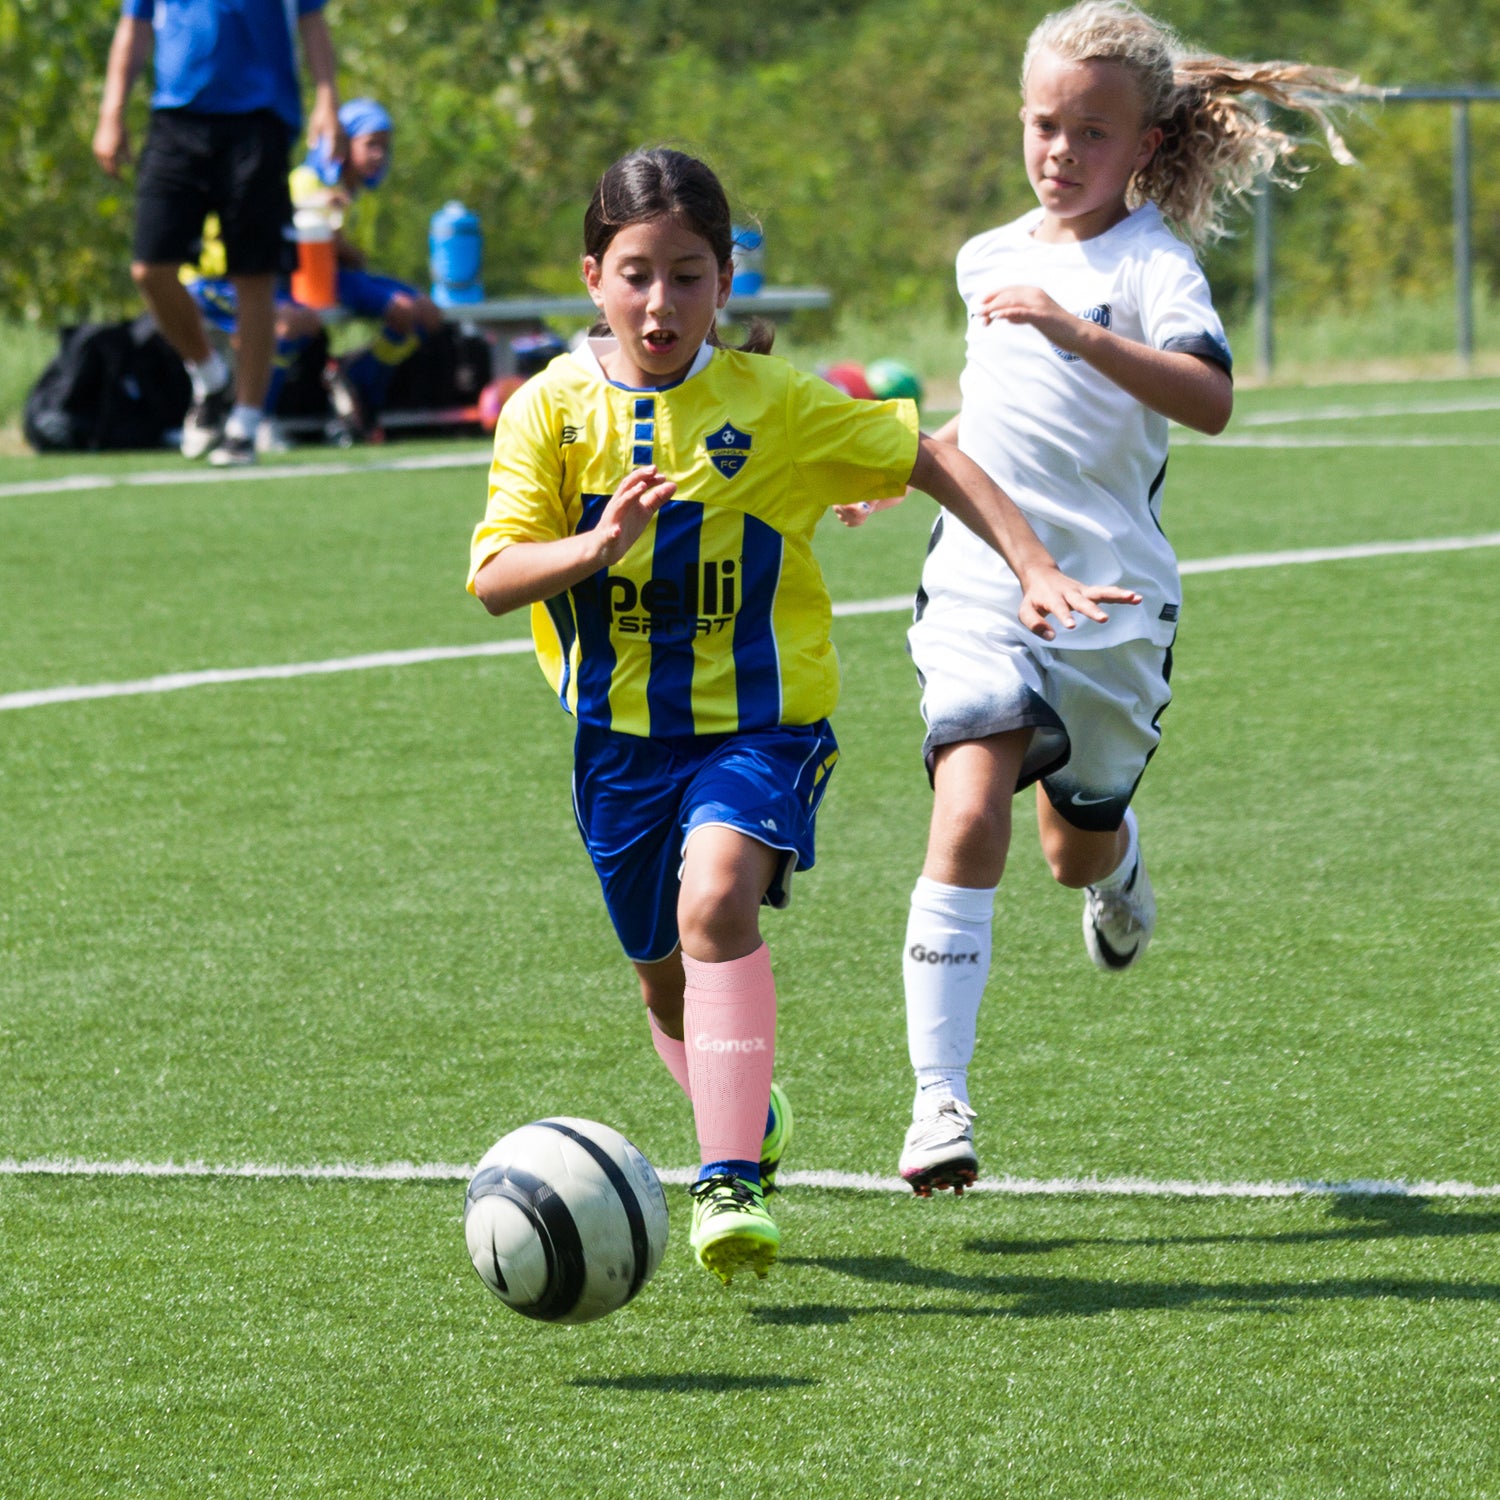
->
<box><xmin>1083</xmin><ymin>851</ymin><xmax>1156</xmax><ymax>971</ymax></box>
<box><xmin>900</xmin><ymin>1099</ymin><xmax>978</xmax><ymax>1197</ymax></box>
<box><xmin>255</xmin><ymin>417</ymin><xmax>291</xmax><ymax>454</ymax></box>
<box><xmin>180</xmin><ymin>380</ymin><xmax>233</xmax><ymax>459</ymax></box>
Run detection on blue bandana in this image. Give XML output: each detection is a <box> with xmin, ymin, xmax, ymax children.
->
<box><xmin>307</xmin><ymin>98</ymin><xmax>394</xmax><ymax>189</ymax></box>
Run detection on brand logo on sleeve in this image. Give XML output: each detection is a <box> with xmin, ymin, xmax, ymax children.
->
<box><xmin>1055</xmin><ymin>303</ymin><xmax>1111</xmax><ymax>362</ymax></box>
<box><xmin>705</xmin><ymin>421</ymin><xmax>752</xmax><ymax>478</ymax></box>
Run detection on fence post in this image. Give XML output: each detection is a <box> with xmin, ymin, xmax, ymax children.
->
<box><xmin>1253</xmin><ymin>165</ymin><xmax>1275</xmax><ymax>380</ymax></box>
<box><xmin>1452</xmin><ymin>98</ymin><xmax>1474</xmax><ymax>371</ymax></box>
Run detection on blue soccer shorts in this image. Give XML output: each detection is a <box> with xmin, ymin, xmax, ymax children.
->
<box><xmin>572</xmin><ymin>720</ymin><xmax>840</xmax><ymax>963</ymax></box>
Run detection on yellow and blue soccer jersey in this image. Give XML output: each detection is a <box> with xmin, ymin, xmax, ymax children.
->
<box><xmin>468</xmin><ymin>341</ymin><xmax>919</xmax><ymax>738</ymax></box>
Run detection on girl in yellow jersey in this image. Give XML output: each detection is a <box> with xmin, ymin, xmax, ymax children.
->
<box><xmin>467</xmin><ymin>147</ymin><xmax>1138</xmax><ymax>1287</ymax></box>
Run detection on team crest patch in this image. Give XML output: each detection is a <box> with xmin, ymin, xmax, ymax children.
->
<box><xmin>1055</xmin><ymin>303</ymin><xmax>1111</xmax><ymax>362</ymax></box>
<box><xmin>705</xmin><ymin>422</ymin><xmax>752</xmax><ymax>478</ymax></box>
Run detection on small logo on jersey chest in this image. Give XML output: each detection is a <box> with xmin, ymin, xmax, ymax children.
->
<box><xmin>705</xmin><ymin>422</ymin><xmax>752</xmax><ymax>478</ymax></box>
<box><xmin>1055</xmin><ymin>303</ymin><xmax>1111</xmax><ymax>362</ymax></box>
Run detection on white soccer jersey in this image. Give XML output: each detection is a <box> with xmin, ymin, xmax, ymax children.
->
<box><xmin>928</xmin><ymin>201</ymin><xmax>1231</xmax><ymax>649</ymax></box>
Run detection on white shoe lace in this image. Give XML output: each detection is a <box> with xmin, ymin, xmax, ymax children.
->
<box><xmin>1088</xmin><ymin>884</ymin><xmax>1144</xmax><ymax>937</ymax></box>
<box><xmin>906</xmin><ymin>1099</ymin><xmax>977</xmax><ymax>1151</ymax></box>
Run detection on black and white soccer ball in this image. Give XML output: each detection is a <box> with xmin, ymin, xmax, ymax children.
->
<box><xmin>464</xmin><ymin>1117</ymin><xmax>669</xmax><ymax>1325</ymax></box>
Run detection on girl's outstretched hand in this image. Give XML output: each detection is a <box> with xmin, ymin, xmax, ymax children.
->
<box><xmin>833</xmin><ymin>492</ymin><xmax>908</xmax><ymax>528</ymax></box>
<box><xmin>595</xmin><ymin>465</ymin><xmax>677</xmax><ymax>564</ymax></box>
<box><xmin>977</xmin><ymin>285</ymin><xmax>1080</xmax><ymax>351</ymax></box>
<box><xmin>1017</xmin><ymin>567</ymin><xmax>1141</xmax><ymax>642</ymax></box>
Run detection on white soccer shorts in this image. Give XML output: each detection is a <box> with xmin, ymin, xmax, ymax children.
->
<box><xmin>908</xmin><ymin>591</ymin><xmax>1173</xmax><ymax>832</ymax></box>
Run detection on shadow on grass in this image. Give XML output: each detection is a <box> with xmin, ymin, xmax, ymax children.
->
<box><xmin>759</xmin><ymin>1202</ymin><xmax>1500</xmax><ymax>1325</ymax></box>
<box><xmin>757</xmin><ymin>1254</ymin><xmax>1500</xmax><ymax>1324</ymax></box>
<box><xmin>568</xmin><ymin>1374</ymin><xmax>820</xmax><ymax>1393</ymax></box>
<box><xmin>966</xmin><ymin>1196</ymin><xmax>1500</xmax><ymax>1259</ymax></box>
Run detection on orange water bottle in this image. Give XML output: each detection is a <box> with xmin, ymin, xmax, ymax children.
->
<box><xmin>291</xmin><ymin>206</ymin><xmax>337</xmax><ymax>308</ymax></box>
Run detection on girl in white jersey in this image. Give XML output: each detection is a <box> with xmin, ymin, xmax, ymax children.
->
<box><xmin>838</xmin><ymin>0</ymin><xmax>1369</xmax><ymax>1195</ymax></box>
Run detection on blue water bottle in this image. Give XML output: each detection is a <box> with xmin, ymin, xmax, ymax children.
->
<box><xmin>731</xmin><ymin>225</ymin><xmax>765</xmax><ymax>296</ymax></box>
<box><xmin>429</xmin><ymin>201</ymin><xmax>485</xmax><ymax>307</ymax></box>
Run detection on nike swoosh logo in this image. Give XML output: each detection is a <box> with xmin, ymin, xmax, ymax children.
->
<box><xmin>1071</xmin><ymin>791</ymin><xmax>1114</xmax><ymax>806</ymax></box>
<box><xmin>1093</xmin><ymin>929</ymin><xmax>1140</xmax><ymax>968</ymax></box>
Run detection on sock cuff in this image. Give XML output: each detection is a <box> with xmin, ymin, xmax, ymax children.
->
<box><xmin>911</xmin><ymin>876</ymin><xmax>995</xmax><ymax>926</ymax></box>
<box><xmin>225</xmin><ymin>405</ymin><xmax>262</xmax><ymax>439</ymax></box>
<box><xmin>1094</xmin><ymin>808</ymin><xmax>1140</xmax><ymax>891</ymax></box>
<box><xmin>681</xmin><ymin>942</ymin><xmax>771</xmax><ymax>996</ymax></box>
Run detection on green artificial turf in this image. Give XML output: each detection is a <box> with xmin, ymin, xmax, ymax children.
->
<box><xmin>2</xmin><ymin>378</ymin><xmax>1498</xmax><ymax>1496</ymax></box>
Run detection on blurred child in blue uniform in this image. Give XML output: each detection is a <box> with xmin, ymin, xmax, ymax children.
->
<box><xmin>184</xmin><ymin>97</ymin><xmax>444</xmax><ymax>450</ymax></box>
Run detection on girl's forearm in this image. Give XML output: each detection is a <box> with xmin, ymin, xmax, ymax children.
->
<box><xmin>1068</xmin><ymin>325</ymin><xmax>1232</xmax><ymax>434</ymax></box>
<box><xmin>910</xmin><ymin>435</ymin><xmax>1056</xmax><ymax>583</ymax></box>
<box><xmin>929</xmin><ymin>411</ymin><xmax>960</xmax><ymax>445</ymax></box>
<box><xmin>473</xmin><ymin>532</ymin><xmax>607</xmax><ymax>616</ymax></box>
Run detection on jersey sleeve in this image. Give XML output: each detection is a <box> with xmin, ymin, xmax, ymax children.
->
<box><xmin>466</xmin><ymin>381</ymin><xmax>570</xmax><ymax>595</ymax></box>
<box><xmin>1142</xmin><ymin>244</ymin><xmax>1233</xmax><ymax>375</ymax></box>
<box><xmin>785</xmin><ymin>369</ymin><xmax>920</xmax><ymax>506</ymax></box>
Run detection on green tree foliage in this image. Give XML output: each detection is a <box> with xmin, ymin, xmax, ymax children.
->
<box><xmin>2</xmin><ymin>0</ymin><xmax>1497</xmax><ymax>328</ymax></box>
<box><xmin>0</xmin><ymin>0</ymin><xmax>137</xmax><ymax>319</ymax></box>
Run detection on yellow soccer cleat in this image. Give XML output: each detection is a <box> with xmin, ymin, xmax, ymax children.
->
<box><xmin>688</xmin><ymin>1173</ymin><xmax>780</xmax><ymax>1286</ymax></box>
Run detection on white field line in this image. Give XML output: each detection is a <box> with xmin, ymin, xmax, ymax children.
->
<box><xmin>0</xmin><ymin>447</ymin><xmax>491</xmax><ymax>500</ymax></box>
<box><xmin>3</xmin><ymin>531</ymin><xmax>1498</xmax><ymax>715</ymax></box>
<box><xmin>1175</xmin><ymin>433</ymin><xmax>1500</xmax><ymax>448</ymax></box>
<box><xmin>1236</xmin><ymin>394</ymin><xmax>1500</xmax><ymax>427</ymax></box>
<box><xmin>1176</xmin><ymin>531</ymin><xmax>1500</xmax><ymax>575</ymax></box>
<box><xmin>3</xmin><ymin>1156</ymin><xmax>1498</xmax><ymax>1199</ymax></box>
<box><xmin>2</xmin><ymin>391</ymin><xmax>1498</xmax><ymax>500</ymax></box>
<box><xmin>0</xmin><ymin>639</ymin><xmax>534</xmax><ymax>711</ymax></box>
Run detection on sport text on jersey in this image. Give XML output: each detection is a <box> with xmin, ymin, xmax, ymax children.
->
<box><xmin>605</xmin><ymin>558</ymin><xmax>739</xmax><ymax>638</ymax></box>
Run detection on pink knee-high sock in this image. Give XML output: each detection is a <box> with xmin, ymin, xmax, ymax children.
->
<box><xmin>682</xmin><ymin>943</ymin><xmax>776</xmax><ymax>1168</ymax></box>
<box><xmin>648</xmin><ymin>1011</ymin><xmax>693</xmax><ymax>1100</ymax></box>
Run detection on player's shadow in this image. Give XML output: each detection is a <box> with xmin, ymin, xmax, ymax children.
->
<box><xmin>569</xmin><ymin>1374</ymin><xmax>820</xmax><ymax>1393</ymax></box>
<box><xmin>759</xmin><ymin>1200</ymin><xmax>1500</xmax><ymax>1326</ymax></box>
<box><xmin>967</xmin><ymin>1194</ymin><xmax>1500</xmax><ymax>1258</ymax></box>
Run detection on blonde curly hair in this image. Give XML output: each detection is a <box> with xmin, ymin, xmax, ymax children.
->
<box><xmin>1022</xmin><ymin>1</ymin><xmax>1379</xmax><ymax>247</ymax></box>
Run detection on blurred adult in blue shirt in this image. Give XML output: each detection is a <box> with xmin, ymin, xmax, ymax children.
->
<box><xmin>94</xmin><ymin>0</ymin><xmax>344</xmax><ymax>466</ymax></box>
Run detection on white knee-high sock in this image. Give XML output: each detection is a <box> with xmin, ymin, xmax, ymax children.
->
<box><xmin>1091</xmin><ymin>808</ymin><xmax>1140</xmax><ymax>891</ymax></box>
<box><xmin>903</xmin><ymin>875</ymin><xmax>995</xmax><ymax>1118</ymax></box>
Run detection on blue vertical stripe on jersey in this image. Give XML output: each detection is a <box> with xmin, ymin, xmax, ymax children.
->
<box><xmin>572</xmin><ymin>492</ymin><xmax>619</xmax><ymax>729</ymax></box>
<box><xmin>644</xmin><ymin>501</ymin><xmax>704</xmax><ymax>737</ymax></box>
<box><xmin>632</xmin><ymin>397</ymin><xmax>655</xmax><ymax>468</ymax></box>
<box><xmin>542</xmin><ymin>592</ymin><xmax>578</xmax><ymax>711</ymax></box>
<box><xmin>732</xmin><ymin>512</ymin><xmax>785</xmax><ymax>730</ymax></box>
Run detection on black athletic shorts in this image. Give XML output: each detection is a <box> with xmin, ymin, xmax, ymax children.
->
<box><xmin>133</xmin><ymin>107</ymin><xmax>295</xmax><ymax>276</ymax></box>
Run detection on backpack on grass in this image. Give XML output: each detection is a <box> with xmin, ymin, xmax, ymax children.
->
<box><xmin>23</xmin><ymin>315</ymin><xmax>192</xmax><ymax>452</ymax></box>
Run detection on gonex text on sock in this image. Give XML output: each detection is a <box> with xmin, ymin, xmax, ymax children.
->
<box><xmin>693</xmin><ymin>1034</ymin><xmax>769</xmax><ymax>1053</ymax></box>
<box><xmin>907</xmin><ymin>944</ymin><xmax>982</xmax><ymax>965</ymax></box>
